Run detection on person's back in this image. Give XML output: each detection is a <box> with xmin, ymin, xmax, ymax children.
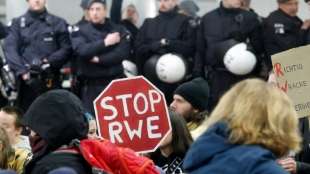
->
<box><xmin>184</xmin><ymin>122</ymin><xmax>288</xmax><ymax>174</ymax></box>
<box><xmin>21</xmin><ymin>90</ymin><xmax>92</xmax><ymax>174</ymax></box>
<box><xmin>184</xmin><ymin>79</ymin><xmax>301</xmax><ymax>174</ymax></box>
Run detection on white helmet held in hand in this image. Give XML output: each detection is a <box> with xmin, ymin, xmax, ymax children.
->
<box><xmin>223</xmin><ymin>43</ymin><xmax>257</xmax><ymax>75</ymax></box>
<box><xmin>122</xmin><ymin>60</ymin><xmax>138</xmax><ymax>78</ymax></box>
<box><xmin>156</xmin><ymin>53</ymin><xmax>187</xmax><ymax>84</ymax></box>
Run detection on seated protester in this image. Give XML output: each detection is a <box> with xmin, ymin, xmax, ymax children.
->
<box><xmin>0</xmin><ymin>127</ymin><xmax>27</xmax><ymax>174</ymax></box>
<box><xmin>150</xmin><ymin>110</ymin><xmax>193</xmax><ymax>174</ymax></box>
<box><xmin>21</xmin><ymin>90</ymin><xmax>93</xmax><ymax>174</ymax></box>
<box><xmin>183</xmin><ymin>79</ymin><xmax>301</xmax><ymax>174</ymax></box>
<box><xmin>268</xmin><ymin>73</ymin><xmax>310</xmax><ymax>174</ymax></box>
<box><xmin>84</xmin><ymin>112</ymin><xmax>99</xmax><ymax>139</ymax></box>
<box><xmin>170</xmin><ymin>78</ymin><xmax>209</xmax><ymax>139</ymax></box>
<box><xmin>0</xmin><ymin>106</ymin><xmax>31</xmax><ymax>152</ymax></box>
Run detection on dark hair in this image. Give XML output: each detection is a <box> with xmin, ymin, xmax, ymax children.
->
<box><xmin>169</xmin><ymin>110</ymin><xmax>193</xmax><ymax>156</ymax></box>
<box><xmin>1</xmin><ymin>106</ymin><xmax>23</xmax><ymax>128</ymax></box>
<box><xmin>0</xmin><ymin>127</ymin><xmax>14</xmax><ymax>169</ymax></box>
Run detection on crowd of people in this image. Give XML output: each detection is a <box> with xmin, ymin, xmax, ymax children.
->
<box><xmin>0</xmin><ymin>0</ymin><xmax>308</xmax><ymax>173</ymax></box>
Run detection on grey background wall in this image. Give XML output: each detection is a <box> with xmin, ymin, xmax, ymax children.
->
<box><xmin>4</xmin><ymin>0</ymin><xmax>310</xmax><ymax>25</ymax></box>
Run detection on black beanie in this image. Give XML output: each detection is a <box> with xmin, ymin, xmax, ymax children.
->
<box><xmin>87</xmin><ymin>0</ymin><xmax>106</xmax><ymax>9</ymax></box>
<box><xmin>174</xmin><ymin>78</ymin><xmax>209</xmax><ymax>111</ymax></box>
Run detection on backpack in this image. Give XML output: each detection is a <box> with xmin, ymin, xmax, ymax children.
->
<box><xmin>56</xmin><ymin>139</ymin><xmax>159</xmax><ymax>174</ymax></box>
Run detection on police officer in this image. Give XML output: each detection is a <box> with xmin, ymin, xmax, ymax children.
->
<box><xmin>196</xmin><ymin>0</ymin><xmax>265</xmax><ymax>111</ymax></box>
<box><xmin>134</xmin><ymin>0</ymin><xmax>196</xmax><ymax>103</ymax></box>
<box><xmin>263</xmin><ymin>0</ymin><xmax>310</xmax><ymax>60</ymax></box>
<box><xmin>79</xmin><ymin>0</ymin><xmax>91</xmax><ymax>25</ymax></box>
<box><xmin>4</xmin><ymin>0</ymin><xmax>71</xmax><ymax>111</ymax></box>
<box><xmin>71</xmin><ymin>0</ymin><xmax>131</xmax><ymax>113</ymax></box>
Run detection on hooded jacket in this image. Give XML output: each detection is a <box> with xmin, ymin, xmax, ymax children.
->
<box><xmin>183</xmin><ymin>122</ymin><xmax>288</xmax><ymax>174</ymax></box>
<box><xmin>22</xmin><ymin>90</ymin><xmax>92</xmax><ymax>174</ymax></box>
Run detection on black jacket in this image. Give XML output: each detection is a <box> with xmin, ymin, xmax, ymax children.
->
<box><xmin>296</xmin><ymin>117</ymin><xmax>310</xmax><ymax>174</ymax></box>
<box><xmin>263</xmin><ymin>9</ymin><xmax>308</xmax><ymax>57</ymax></box>
<box><xmin>196</xmin><ymin>3</ymin><xmax>264</xmax><ymax>72</ymax></box>
<box><xmin>22</xmin><ymin>90</ymin><xmax>92</xmax><ymax>174</ymax></box>
<box><xmin>4</xmin><ymin>10</ymin><xmax>71</xmax><ymax>76</ymax></box>
<box><xmin>71</xmin><ymin>19</ymin><xmax>131</xmax><ymax>79</ymax></box>
<box><xmin>134</xmin><ymin>8</ymin><xmax>195</xmax><ymax>72</ymax></box>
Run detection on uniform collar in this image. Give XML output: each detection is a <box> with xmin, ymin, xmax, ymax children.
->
<box><xmin>219</xmin><ymin>2</ymin><xmax>241</xmax><ymax>15</ymax></box>
<box><xmin>91</xmin><ymin>18</ymin><xmax>112</xmax><ymax>31</ymax></box>
<box><xmin>27</xmin><ymin>8</ymin><xmax>48</xmax><ymax>20</ymax></box>
<box><xmin>158</xmin><ymin>7</ymin><xmax>179</xmax><ymax>18</ymax></box>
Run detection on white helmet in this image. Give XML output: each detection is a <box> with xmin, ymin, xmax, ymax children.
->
<box><xmin>156</xmin><ymin>53</ymin><xmax>187</xmax><ymax>84</ymax></box>
<box><xmin>122</xmin><ymin>60</ymin><xmax>138</xmax><ymax>77</ymax></box>
<box><xmin>223</xmin><ymin>43</ymin><xmax>257</xmax><ymax>75</ymax></box>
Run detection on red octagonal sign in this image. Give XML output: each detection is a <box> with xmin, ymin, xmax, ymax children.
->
<box><xmin>94</xmin><ymin>76</ymin><xmax>171</xmax><ymax>153</ymax></box>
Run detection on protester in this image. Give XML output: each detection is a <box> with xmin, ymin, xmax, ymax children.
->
<box><xmin>183</xmin><ymin>79</ymin><xmax>301</xmax><ymax>173</ymax></box>
<box><xmin>0</xmin><ymin>106</ymin><xmax>31</xmax><ymax>151</ymax></box>
<box><xmin>21</xmin><ymin>90</ymin><xmax>93</xmax><ymax>174</ymax></box>
<box><xmin>170</xmin><ymin>77</ymin><xmax>209</xmax><ymax>139</ymax></box>
<box><xmin>150</xmin><ymin>110</ymin><xmax>193</xmax><ymax>174</ymax></box>
<box><xmin>84</xmin><ymin>112</ymin><xmax>99</xmax><ymax>139</ymax></box>
<box><xmin>0</xmin><ymin>127</ymin><xmax>28</xmax><ymax>174</ymax></box>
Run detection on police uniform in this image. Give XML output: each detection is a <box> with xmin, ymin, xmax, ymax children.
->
<box><xmin>196</xmin><ymin>3</ymin><xmax>265</xmax><ymax>110</ymax></box>
<box><xmin>71</xmin><ymin>19</ymin><xmax>130</xmax><ymax>113</ymax></box>
<box><xmin>263</xmin><ymin>9</ymin><xmax>308</xmax><ymax>58</ymax></box>
<box><xmin>134</xmin><ymin>7</ymin><xmax>196</xmax><ymax>103</ymax></box>
<box><xmin>4</xmin><ymin>9</ymin><xmax>71</xmax><ymax>111</ymax></box>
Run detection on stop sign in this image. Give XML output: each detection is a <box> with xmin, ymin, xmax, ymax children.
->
<box><xmin>93</xmin><ymin>76</ymin><xmax>171</xmax><ymax>153</ymax></box>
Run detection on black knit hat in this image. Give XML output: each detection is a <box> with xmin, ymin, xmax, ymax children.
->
<box><xmin>174</xmin><ymin>78</ymin><xmax>209</xmax><ymax>111</ymax></box>
<box><xmin>305</xmin><ymin>0</ymin><xmax>310</xmax><ymax>3</ymax></box>
<box><xmin>87</xmin><ymin>0</ymin><xmax>106</xmax><ymax>9</ymax></box>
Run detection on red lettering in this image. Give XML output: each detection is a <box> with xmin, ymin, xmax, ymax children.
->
<box><xmin>274</xmin><ymin>63</ymin><xmax>284</xmax><ymax>77</ymax></box>
<box><xmin>277</xmin><ymin>81</ymin><xmax>288</xmax><ymax>93</ymax></box>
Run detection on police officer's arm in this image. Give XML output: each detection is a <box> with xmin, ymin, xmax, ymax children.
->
<box><xmin>262</xmin><ymin>18</ymin><xmax>286</xmax><ymax>57</ymax></box>
<box><xmin>247</xmin><ymin>16</ymin><xmax>269</xmax><ymax>69</ymax></box>
<box><xmin>193</xmin><ymin>23</ymin><xmax>206</xmax><ymax>77</ymax></box>
<box><xmin>3</xmin><ymin>18</ymin><xmax>28</xmax><ymax>76</ymax></box>
<box><xmin>72</xmin><ymin>30</ymin><xmax>110</xmax><ymax>60</ymax></box>
<box><xmin>164</xmin><ymin>19</ymin><xmax>195</xmax><ymax>58</ymax></box>
<box><xmin>45</xmin><ymin>20</ymin><xmax>71</xmax><ymax>68</ymax></box>
<box><xmin>96</xmin><ymin>29</ymin><xmax>131</xmax><ymax>66</ymax></box>
<box><xmin>110</xmin><ymin>0</ymin><xmax>123</xmax><ymax>24</ymax></box>
<box><xmin>263</xmin><ymin>18</ymin><xmax>303</xmax><ymax>57</ymax></box>
<box><xmin>134</xmin><ymin>19</ymin><xmax>160</xmax><ymax>61</ymax></box>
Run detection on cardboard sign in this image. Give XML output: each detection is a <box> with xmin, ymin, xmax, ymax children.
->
<box><xmin>272</xmin><ymin>45</ymin><xmax>310</xmax><ymax>118</ymax></box>
<box><xmin>94</xmin><ymin>76</ymin><xmax>171</xmax><ymax>153</ymax></box>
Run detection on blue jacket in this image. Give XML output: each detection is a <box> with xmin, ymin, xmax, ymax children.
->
<box><xmin>183</xmin><ymin>122</ymin><xmax>289</xmax><ymax>174</ymax></box>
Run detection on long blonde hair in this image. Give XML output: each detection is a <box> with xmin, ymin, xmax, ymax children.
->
<box><xmin>205</xmin><ymin>79</ymin><xmax>301</xmax><ymax>157</ymax></box>
<box><xmin>0</xmin><ymin>127</ymin><xmax>14</xmax><ymax>169</ymax></box>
